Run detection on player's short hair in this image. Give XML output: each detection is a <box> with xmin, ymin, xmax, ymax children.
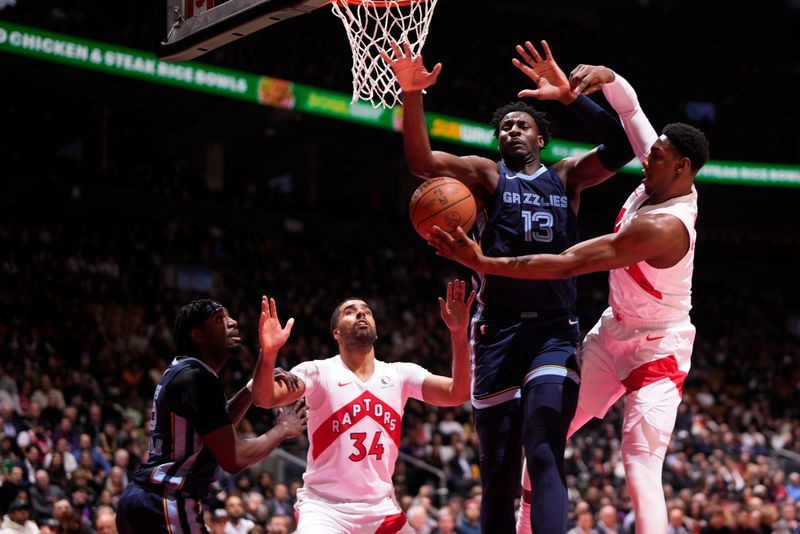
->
<box><xmin>490</xmin><ymin>101</ymin><xmax>551</xmax><ymax>146</ymax></box>
<box><xmin>329</xmin><ymin>297</ymin><xmax>366</xmax><ymax>334</ymax></box>
<box><xmin>662</xmin><ymin>122</ymin><xmax>709</xmax><ymax>172</ymax></box>
<box><xmin>174</xmin><ymin>299</ymin><xmax>223</xmax><ymax>353</ymax></box>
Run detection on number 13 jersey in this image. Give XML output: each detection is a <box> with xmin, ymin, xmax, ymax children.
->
<box><xmin>475</xmin><ymin>161</ymin><xmax>579</xmax><ymax>311</ymax></box>
<box><xmin>290</xmin><ymin>355</ymin><xmax>430</xmax><ymax>503</ymax></box>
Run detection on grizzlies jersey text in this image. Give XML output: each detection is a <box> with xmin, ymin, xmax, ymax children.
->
<box><xmin>474</xmin><ymin>162</ymin><xmax>579</xmax><ymax>311</ymax></box>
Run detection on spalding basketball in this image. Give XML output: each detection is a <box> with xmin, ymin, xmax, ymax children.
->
<box><xmin>409</xmin><ymin>177</ymin><xmax>476</xmax><ymax>238</ymax></box>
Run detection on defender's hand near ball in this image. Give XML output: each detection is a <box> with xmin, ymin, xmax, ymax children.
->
<box><xmin>426</xmin><ymin>226</ymin><xmax>487</xmax><ymax>273</ymax></box>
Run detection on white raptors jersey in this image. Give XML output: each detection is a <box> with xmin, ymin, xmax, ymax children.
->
<box><xmin>608</xmin><ymin>183</ymin><xmax>698</xmax><ymax>322</ymax></box>
<box><xmin>290</xmin><ymin>355</ymin><xmax>430</xmax><ymax>503</ymax></box>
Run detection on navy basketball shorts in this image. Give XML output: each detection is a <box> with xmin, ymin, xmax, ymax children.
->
<box><xmin>117</xmin><ymin>482</ymin><xmax>208</xmax><ymax>534</ymax></box>
<box><xmin>471</xmin><ymin>309</ymin><xmax>581</xmax><ymax>409</ymax></box>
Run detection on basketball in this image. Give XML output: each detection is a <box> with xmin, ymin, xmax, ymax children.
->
<box><xmin>409</xmin><ymin>177</ymin><xmax>477</xmax><ymax>238</ymax></box>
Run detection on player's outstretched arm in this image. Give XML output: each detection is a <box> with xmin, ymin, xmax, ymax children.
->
<box><xmin>570</xmin><ymin>65</ymin><xmax>658</xmax><ymax>165</ymax></box>
<box><xmin>227</xmin><ymin>367</ymin><xmax>301</xmax><ymax>425</ymax></box>
<box><xmin>381</xmin><ymin>41</ymin><xmax>498</xmax><ymax>196</ymax></box>
<box><xmin>513</xmin><ymin>40</ymin><xmax>634</xmax><ymax>205</ymax></box>
<box><xmin>421</xmin><ymin>279</ymin><xmax>475</xmax><ymax>407</ymax></box>
<box><xmin>202</xmin><ymin>400</ymin><xmax>307</xmax><ymax>474</ymax></box>
<box><xmin>428</xmin><ymin>215</ymin><xmax>687</xmax><ymax>280</ymax></box>
<box><xmin>252</xmin><ymin>296</ymin><xmax>305</xmax><ymax>408</ymax></box>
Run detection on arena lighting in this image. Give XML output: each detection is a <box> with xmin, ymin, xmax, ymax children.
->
<box><xmin>3</xmin><ymin>20</ymin><xmax>800</xmax><ymax>188</ymax></box>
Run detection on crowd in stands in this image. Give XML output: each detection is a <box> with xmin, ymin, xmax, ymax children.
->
<box><xmin>0</xmin><ymin>162</ymin><xmax>799</xmax><ymax>532</ymax></box>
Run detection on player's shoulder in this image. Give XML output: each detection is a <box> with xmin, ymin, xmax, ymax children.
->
<box><xmin>380</xmin><ymin>360</ymin><xmax>430</xmax><ymax>380</ymax></box>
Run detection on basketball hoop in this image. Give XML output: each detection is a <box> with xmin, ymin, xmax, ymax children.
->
<box><xmin>330</xmin><ymin>0</ymin><xmax>439</xmax><ymax>109</ymax></box>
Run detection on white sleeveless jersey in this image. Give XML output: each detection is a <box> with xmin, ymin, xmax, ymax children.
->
<box><xmin>290</xmin><ymin>355</ymin><xmax>430</xmax><ymax>503</ymax></box>
<box><xmin>608</xmin><ymin>184</ymin><xmax>698</xmax><ymax>322</ymax></box>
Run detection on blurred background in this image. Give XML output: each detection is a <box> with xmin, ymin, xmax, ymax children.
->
<box><xmin>1</xmin><ymin>1</ymin><xmax>799</xmax><ymax>532</ymax></box>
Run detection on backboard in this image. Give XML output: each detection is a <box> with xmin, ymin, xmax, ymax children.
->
<box><xmin>159</xmin><ymin>0</ymin><xmax>329</xmax><ymax>61</ymax></box>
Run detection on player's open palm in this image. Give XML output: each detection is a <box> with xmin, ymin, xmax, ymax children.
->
<box><xmin>438</xmin><ymin>279</ymin><xmax>476</xmax><ymax>332</ymax></box>
<box><xmin>259</xmin><ymin>296</ymin><xmax>294</xmax><ymax>356</ymax></box>
<box><xmin>380</xmin><ymin>40</ymin><xmax>442</xmax><ymax>92</ymax></box>
<box><xmin>512</xmin><ymin>40</ymin><xmax>570</xmax><ymax>102</ymax></box>
<box><xmin>277</xmin><ymin>400</ymin><xmax>308</xmax><ymax>439</ymax></box>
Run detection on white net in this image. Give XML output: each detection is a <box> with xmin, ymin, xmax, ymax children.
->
<box><xmin>330</xmin><ymin>0</ymin><xmax>439</xmax><ymax>109</ymax></box>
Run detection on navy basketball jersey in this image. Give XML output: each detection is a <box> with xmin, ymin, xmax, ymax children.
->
<box><xmin>132</xmin><ymin>357</ymin><xmax>230</xmax><ymax>498</ymax></box>
<box><xmin>474</xmin><ymin>161</ymin><xmax>579</xmax><ymax>311</ymax></box>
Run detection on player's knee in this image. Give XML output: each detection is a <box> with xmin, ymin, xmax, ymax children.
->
<box><xmin>526</xmin><ymin>438</ymin><xmax>556</xmax><ymax>472</ymax></box>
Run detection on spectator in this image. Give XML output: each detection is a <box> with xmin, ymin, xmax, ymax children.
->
<box><xmin>28</xmin><ymin>469</ymin><xmax>64</xmax><ymax>521</ymax></box>
<box><xmin>596</xmin><ymin>505</ymin><xmax>623</xmax><ymax>534</ymax></box>
<box><xmin>94</xmin><ymin>510</ymin><xmax>117</xmax><ymax>534</ymax></box>
<box><xmin>457</xmin><ymin>498</ymin><xmax>480</xmax><ymax>534</ymax></box>
<box><xmin>407</xmin><ymin>504</ymin><xmax>435</xmax><ymax>534</ymax></box>
<box><xmin>265</xmin><ymin>515</ymin><xmax>293</xmax><ymax>534</ymax></box>
<box><xmin>224</xmin><ymin>494</ymin><xmax>255</xmax><ymax>534</ymax></box>
<box><xmin>0</xmin><ymin>466</ymin><xmax>26</xmax><ymax>514</ymax></box>
<box><xmin>668</xmin><ymin>507</ymin><xmax>691</xmax><ymax>534</ymax></box>
<box><xmin>568</xmin><ymin>510</ymin><xmax>598</xmax><ymax>534</ymax></box>
<box><xmin>0</xmin><ymin>499</ymin><xmax>37</xmax><ymax>534</ymax></box>
<box><xmin>264</xmin><ymin>484</ymin><xmax>292</xmax><ymax>518</ymax></box>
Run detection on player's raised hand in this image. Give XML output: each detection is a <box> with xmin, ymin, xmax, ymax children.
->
<box><xmin>380</xmin><ymin>40</ymin><xmax>442</xmax><ymax>92</ymax></box>
<box><xmin>512</xmin><ymin>40</ymin><xmax>573</xmax><ymax>104</ymax></box>
<box><xmin>426</xmin><ymin>226</ymin><xmax>487</xmax><ymax>272</ymax></box>
<box><xmin>569</xmin><ymin>64</ymin><xmax>616</xmax><ymax>96</ymax></box>
<box><xmin>276</xmin><ymin>400</ymin><xmax>308</xmax><ymax>439</ymax></box>
<box><xmin>259</xmin><ymin>296</ymin><xmax>294</xmax><ymax>357</ymax></box>
<box><xmin>438</xmin><ymin>279</ymin><xmax>476</xmax><ymax>332</ymax></box>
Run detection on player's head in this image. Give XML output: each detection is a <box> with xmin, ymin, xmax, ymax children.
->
<box><xmin>490</xmin><ymin>101</ymin><xmax>551</xmax><ymax>165</ymax></box>
<box><xmin>329</xmin><ymin>298</ymin><xmax>378</xmax><ymax>348</ymax></box>
<box><xmin>662</xmin><ymin>123</ymin><xmax>709</xmax><ymax>172</ymax></box>
<box><xmin>174</xmin><ymin>299</ymin><xmax>241</xmax><ymax>358</ymax></box>
<box><xmin>642</xmin><ymin>123</ymin><xmax>709</xmax><ymax>196</ymax></box>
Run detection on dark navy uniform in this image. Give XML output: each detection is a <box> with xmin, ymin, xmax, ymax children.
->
<box><xmin>117</xmin><ymin>357</ymin><xmax>231</xmax><ymax>534</ymax></box>
<box><xmin>471</xmin><ymin>162</ymin><xmax>582</xmax><ymax>533</ymax></box>
<box><xmin>472</xmin><ymin>161</ymin><xmax>581</xmax><ymax>407</ymax></box>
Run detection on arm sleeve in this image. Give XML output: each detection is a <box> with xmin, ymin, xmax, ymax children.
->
<box><xmin>167</xmin><ymin>368</ymin><xmax>231</xmax><ymax>436</ymax></box>
<box><xmin>396</xmin><ymin>362</ymin><xmax>432</xmax><ymax>402</ymax></box>
<box><xmin>601</xmin><ymin>73</ymin><xmax>658</xmax><ymax>164</ymax></box>
<box><xmin>567</xmin><ymin>94</ymin><xmax>635</xmax><ymax>172</ymax></box>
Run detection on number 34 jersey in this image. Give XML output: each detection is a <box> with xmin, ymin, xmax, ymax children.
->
<box><xmin>475</xmin><ymin>161</ymin><xmax>580</xmax><ymax>311</ymax></box>
<box><xmin>290</xmin><ymin>355</ymin><xmax>430</xmax><ymax>503</ymax></box>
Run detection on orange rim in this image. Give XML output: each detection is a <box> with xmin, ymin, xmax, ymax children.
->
<box><xmin>330</xmin><ymin>0</ymin><xmax>428</xmax><ymax>6</ymax></box>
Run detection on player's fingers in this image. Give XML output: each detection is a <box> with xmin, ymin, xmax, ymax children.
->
<box><xmin>261</xmin><ymin>295</ymin><xmax>269</xmax><ymax>316</ymax></box>
<box><xmin>447</xmin><ymin>280</ymin><xmax>454</xmax><ymax>303</ymax></box>
<box><xmin>402</xmin><ymin>41</ymin><xmax>413</xmax><ymax>58</ymax></box>
<box><xmin>515</xmin><ymin>44</ymin><xmax>535</xmax><ymax>66</ymax></box>
<box><xmin>518</xmin><ymin>89</ymin><xmax>542</xmax><ymax>99</ymax></box>
<box><xmin>389</xmin><ymin>40</ymin><xmax>403</xmax><ymax>59</ymax></box>
<box><xmin>512</xmin><ymin>59</ymin><xmax>540</xmax><ymax>83</ymax></box>
<box><xmin>569</xmin><ymin>64</ymin><xmax>585</xmax><ymax>80</ymax></box>
<box><xmin>431</xmin><ymin>225</ymin><xmax>456</xmax><ymax>243</ymax></box>
<box><xmin>379</xmin><ymin>48</ymin><xmax>393</xmax><ymax>64</ymax></box>
<box><xmin>540</xmin><ymin>40</ymin><xmax>553</xmax><ymax>60</ymax></box>
<box><xmin>284</xmin><ymin>317</ymin><xmax>295</xmax><ymax>334</ymax></box>
<box><xmin>269</xmin><ymin>297</ymin><xmax>279</xmax><ymax>321</ymax></box>
<box><xmin>524</xmin><ymin>41</ymin><xmax>544</xmax><ymax>63</ymax></box>
<box><xmin>467</xmin><ymin>289</ymin><xmax>477</xmax><ymax>306</ymax></box>
<box><xmin>429</xmin><ymin>62</ymin><xmax>443</xmax><ymax>80</ymax></box>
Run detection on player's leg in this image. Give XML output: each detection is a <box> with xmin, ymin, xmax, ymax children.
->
<box><xmin>116</xmin><ymin>484</ymin><xmax>199</xmax><ymax>534</ymax></box>
<box><xmin>619</xmin><ymin>321</ymin><xmax>693</xmax><ymax>534</ymax></box>
<box><xmin>568</xmin><ymin>313</ymin><xmax>626</xmax><ymax>439</ymax></box>
<box><xmin>620</xmin><ymin>364</ymin><xmax>686</xmax><ymax>533</ymax></box>
<box><xmin>474</xmin><ymin>399</ymin><xmax>523</xmax><ymax>534</ymax></box>
<box><xmin>521</xmin><ymin>379</ymin><xmax>579</xmax><ymax>534</ymax></box>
